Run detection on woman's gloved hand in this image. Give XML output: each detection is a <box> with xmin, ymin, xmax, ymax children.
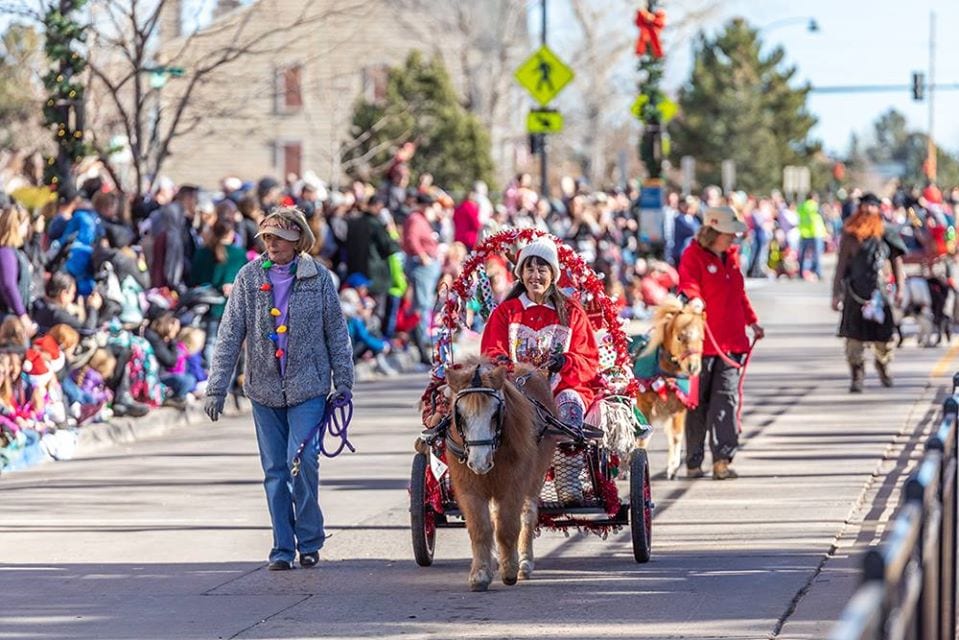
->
<box><xmin>546</xmin><ymin>353</ymin><xmax>566</xmax><ymax>374</ymax></box>
<box><xmin>331</xmin><ymin>387</ymin><xmax>353</xmax><ymax>407</ymax></box>
<box><xmin>204</xmin><ymin>395</ymin><xmax>225</xmax><ymax>422</ymax></box>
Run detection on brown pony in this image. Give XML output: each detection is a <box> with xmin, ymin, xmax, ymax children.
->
<box><xmin>444</xmin><ymin>358</ymin><xmax>557</xmax><ymax>592</ymax></box>
<box><xmin>635</xmin><ymin>296</ymin><xmax>704</xmax><ymax>479</ymax></box>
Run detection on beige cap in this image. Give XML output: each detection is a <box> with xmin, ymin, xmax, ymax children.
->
<box><xmin>703</xmin><ymin>206</ymin><xmax>747</xmax><ymax>235</ymax></box>
<box><xmin>255</xmin><ymin>207</ymin><xmax>315</xmax><ymax>249</ymax></box>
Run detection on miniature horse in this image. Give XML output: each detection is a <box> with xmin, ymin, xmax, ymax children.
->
<box><xmin>444</xmin><ymin>358</ymin><xmax>557</xmax><ymax>592</ymax></box>
<box><xmin>635</xmin><ymin>297</ymin><xmax>705</xmax><ymax>479</ymax></box>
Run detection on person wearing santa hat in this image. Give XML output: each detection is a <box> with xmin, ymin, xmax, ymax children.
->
<box><xmin>23</xmin><ymin>334</ymin><xmax>68</xmax><ymax>427</ymax></box>
<box><xmin>480</xmin><ymin>236</ymin><xmax>601</xmax><ymax>505</ymax></box>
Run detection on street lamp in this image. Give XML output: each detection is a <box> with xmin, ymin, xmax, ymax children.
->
<box><xmin>760</xmin><ymin>16</ymin><xmax>819</xmax><ymax>34</ymax></box>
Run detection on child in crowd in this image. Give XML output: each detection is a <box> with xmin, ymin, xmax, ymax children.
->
<box><xmin>340</xmin><ymin>287</ymin><xmax>396</xmax><ymax>376</ymax></box>
<box><xmin>0</xmin><ymin>347</ymin><xmax>37</xmax><ymax>435</ymax></box>
<box><xmin>23</xmin><ymin>335</ymin><xmax>68</xmax><ymax>428</ymax></box>
<box><xmin>177</xmin><ymin>327</ymin><xmax>208</xmax><ymax>396</ymax></box>
<box><xmin>145</xmin><ymin>312</ymin><xmax>194</xmax><ymax>408</ymax></box>
<box><xmin>46</xmin><ymin>324</ymin><xmax>108</xmax><ymax>424</ymax></box>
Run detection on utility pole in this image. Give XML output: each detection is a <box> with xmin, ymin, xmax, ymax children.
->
<box><xmin>540</xmin><ymin>0</ymin><xmax>548</xmax><ymax>198</ymax></box>
<box><xmin>926</xmin><ymin>10</ymin><xmax>937</xmax><ymax>182</ymax></box>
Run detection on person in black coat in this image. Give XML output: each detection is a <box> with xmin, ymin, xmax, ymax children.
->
<box><xmin>831</xmin><ymin>194</ymin><xmax>906</xmax><ymax>392</ymax></box>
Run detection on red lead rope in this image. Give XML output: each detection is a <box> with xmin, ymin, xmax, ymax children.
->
<box><xmin>703</xmin><ymin>322</ymin><xmax>758</xmax><ymax>433</ymax></box>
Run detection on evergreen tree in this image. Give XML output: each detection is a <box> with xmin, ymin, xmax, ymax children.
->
<box><xmin>41</xmin><ymin>0</ymin><xmax>89</xmax><ymax>189</ymax></box>
<box><xmin>671</xmin><ymin>18</ymin><xmax>820</xmax><ymax>193</ymax></box>
<box><xmin>345</xmin><ymin>51</ymin><xmax>495</xmax><ymax>194</ymax></box>
<box><xmin>862</xmin><ymin>108</ymin><xmax>959</xmax><ymax>188</ymax></box>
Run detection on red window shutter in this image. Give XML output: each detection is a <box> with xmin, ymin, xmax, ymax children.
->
<box><xmin>283</xmin><ymin>142</ymin><xmax>302</xmax><ymax>178</ymax></box>
<box><xmin>284</xmin><ymin>66</ymin><xmax>303</xmax><ymax>109</ymax></box>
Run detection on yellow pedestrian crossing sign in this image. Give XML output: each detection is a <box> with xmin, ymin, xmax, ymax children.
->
<box><xmin>515</xmin><ymin>46</ymin><xmax>574</xmax><ymax>106</ymax></box>
<box><xmin>527</xmin><ymin>109</ymin><xmax>564</xmax><ymax>134</ymax></box>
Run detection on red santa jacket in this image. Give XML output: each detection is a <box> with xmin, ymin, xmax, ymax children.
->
<box><xmin>678</xmin><ymin>242</ymin><xmax>758</xmax><ymax>356</ymax></box>
<box><xmin>480</xmin><ymin>294</ymin><xmax>601</xmax><ymax>408</ymax></box>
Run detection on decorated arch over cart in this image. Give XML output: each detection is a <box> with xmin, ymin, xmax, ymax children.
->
<box><xmin>431</xmin><ymin>227</ymin><xmax>640</xmax><ymax>400</ymax></box>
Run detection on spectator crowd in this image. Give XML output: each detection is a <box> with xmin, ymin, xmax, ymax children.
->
<box><xmin>1</xmin><ymin>141</ymin><xmax>958</xmax><ymax>473</ymax></box>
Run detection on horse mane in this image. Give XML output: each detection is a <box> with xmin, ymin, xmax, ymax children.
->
<box><xmin>642</xmin><ymin>295</ymin><xmax>685</xmax><ymax>356</ymax></box>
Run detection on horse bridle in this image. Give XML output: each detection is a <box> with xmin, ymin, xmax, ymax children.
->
<box><xmin>447</xmin><ymin>366</ymin><xmax>505</xmax><ymax>464</ymax></box>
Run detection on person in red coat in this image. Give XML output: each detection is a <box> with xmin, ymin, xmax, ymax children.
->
<box><xmin>453</xmin><ymin>193</ymin><xmax>482</xmax><ymax>251</ymax></box>
<box><xmin>481</xmin><ymin>237</ymin><xmax>601</xmax><ymax>504</ymax></box>
<box><xmin>678</xmin><ymin>206</ymin><xmax>764</xmax><ymax>481</ymax></box>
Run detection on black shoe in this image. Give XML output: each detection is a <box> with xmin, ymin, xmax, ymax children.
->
<box><xmin>113</xmin><ymin>399</ymin><xmax>150</xmax><ymax>418</ymax></box>
<box><xmin>267</xmin><ymin>560</ymin><xmax>294</xmax><ymax>571</ymax></box>
<box><xmin>163</xmin><ymin>396</ymin><xmax>187</xmax><ymax>410</ymax></box>
<box><xmin>299</xmin><ymin>552</ymin><xmax>319</xmax><ymax>568</ymax></box>
<box><xmin>686</xmin><ymin>466</ymin><xmax>705</xmax><ymax>479</ymax></box>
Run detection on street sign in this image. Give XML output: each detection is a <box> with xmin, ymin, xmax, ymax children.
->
<box><xmin>783</xmin><ymin>165</ymin><xmax>811</xmax><ymax>200</ymax></box>
<box><xmin>680</xmin><ymin>156</ymin><xmax>695</xmax><ymax>196</ymax></box>
<box><xmin>515</xmin><ymin>45</ymin><xmax>574</xmax><ymax>106</ymax></box>
<box><xmin>526</xmin><ymin>109</ymin><xmax>564</xmax><ymax>134</ymax></box>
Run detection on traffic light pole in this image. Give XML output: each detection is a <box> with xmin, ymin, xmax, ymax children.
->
<box><xmin>540</xmin><ymin>0</ymin><xmax>548</xmax><ymax>199</ymax></box>
<box><xmin>927</xmin><ymin>10</ymin><xmax>936</xmax><ymax>182</ymax></box>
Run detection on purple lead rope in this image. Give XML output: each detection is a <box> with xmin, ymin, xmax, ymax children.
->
<box><xmin>291</xmin><ymin>397</ymin><xmax>355</xmax><ymax>477</ymax></box>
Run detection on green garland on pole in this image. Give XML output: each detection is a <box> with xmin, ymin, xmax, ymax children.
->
<box><xmin>41</xmin><ymin>0</ymin><xmax>89</xmax><ymax>189</ymax></box>
<box><xmin>633</xmin><ymin>1</ymin><xmax>675</xmax><ymax>180</ymax></box>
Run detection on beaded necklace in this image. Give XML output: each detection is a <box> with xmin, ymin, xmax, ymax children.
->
<box><xmin>259</xmin><ymin>257</ymin><xmax>297</xmax><ymax>364</ymax></box>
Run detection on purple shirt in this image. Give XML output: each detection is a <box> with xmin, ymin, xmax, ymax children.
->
<box><xmin>0</xmin><ymin>248</ymin><xmax>26</xmax><ymax>316</ymax></box>
<box><xmin>270</xmin><ymin>261</ymin><xmax>296</xmax><ymax>377</ymax></box>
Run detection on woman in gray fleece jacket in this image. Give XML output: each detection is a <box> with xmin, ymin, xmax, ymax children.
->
<box><xmin>204</xmin><ymin>207</ymin><xmax>353</xmax><ymax>571</ymax></box>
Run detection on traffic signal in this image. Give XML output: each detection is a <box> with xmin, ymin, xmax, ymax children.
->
<box><xmin>912</xmin><ymin>72</ymin><xmax>925</xmax><ymax>101</ymax></box>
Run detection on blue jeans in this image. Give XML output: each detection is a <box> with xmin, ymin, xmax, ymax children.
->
<box><xmin>407</xmin><ymin>258</ymin><xmax>441</xmax><ymax>350</ymax></box>
<box><xmin>161</xmin><ymin>373</ymin><xmax>196</xmax><ymax>398</ymax></box>
<box><xmin>798</xmin><ymin>237</ymin><xmax>823</xmax><ymax>278</ymax></box>
<box><xmin>251</xmin><ymin>395</ymin><xmax>327</xmax><ymax>563</ymax></box>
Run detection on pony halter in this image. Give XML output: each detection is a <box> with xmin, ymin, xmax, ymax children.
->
<box><xmin>448</xmin><ymin>366</ymin><xmax>505</xmax><ymax>463</ymax></box>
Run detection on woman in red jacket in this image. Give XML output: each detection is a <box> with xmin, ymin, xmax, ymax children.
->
<box><xmin>678</xmin><ymin>207</ymin><xmax>764</xmax><ymax>481</ymax></box>
<box><xmin>481</xmin><ymin>237</ymin><xmax>601</xmax><ymax>504</ymax></box>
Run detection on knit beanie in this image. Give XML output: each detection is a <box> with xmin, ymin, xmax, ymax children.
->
<box><xmin>514</xmin><ymin>237</ymin><xmax>561</xmax><ymax>281</ymax></box>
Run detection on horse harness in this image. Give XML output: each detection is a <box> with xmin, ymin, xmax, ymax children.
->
<box><xmin>422</xmin><ymin>366</ymin><xmax>595</xmax><ymax>464</ymax></box>
<box><xmin>446</xmin><ymin>366</ymin><xmax>506</xmax><ymax>464</ymax></box>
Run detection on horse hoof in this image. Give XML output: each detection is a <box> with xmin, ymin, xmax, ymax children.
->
<box><xmin>518</xmin><ymin>560</ymin><xmax>534</xmax><ymax>580</ymax></box>
<box><xmin>666</xmin><ymin>468</ymin><xmax>678</xmax><ymax>480</ymax></box>
<box><xmin>469</xmin><ymin>570</ymin><xmax>492</xmax><ymax>592</ymax></box>
<box><xmin>469</xmin><ymin>580</ymin><xmax>490</xmax><ymax>592</ymax></box>
<box><xmin>503</xmin><ymin>574</ymin><xmax>517</xmax><ymax>586</ymax></box>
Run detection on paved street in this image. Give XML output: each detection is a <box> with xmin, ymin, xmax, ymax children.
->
<box><xmin>1</xmin><ymin>274</ymin><xmax>955</xmax><ymax>640</ymax></box>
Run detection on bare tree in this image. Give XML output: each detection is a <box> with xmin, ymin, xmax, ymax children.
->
<box><xmin>388</xmin><ymin>0</ymin><xmax>530</xmax><ymax>182</ymax></box>
<box><xmin>2</xmin><ymin>0</ymin><xmax>378</xmax><ymax>197</ymax></box>
<box><xmin>83</xmin><ymin>0</ymin><xmax>383</xmax><ymax>198</ymax></box>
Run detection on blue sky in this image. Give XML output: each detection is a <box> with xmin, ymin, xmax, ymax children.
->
<box><xmin>538</xmin><ymin>0</ymin><xmax>959</xmax><ymax>158</ymax></box>
<box><xmin>672</xmin><ymin>0</ymin><xmax>959</xmax><ymax>156</ymax></box>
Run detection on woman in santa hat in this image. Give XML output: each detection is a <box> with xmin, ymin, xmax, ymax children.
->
<box><xmin>480</xmin><ymin>237</ymin><xmax>601</xmax><ymax>505</ymax></box>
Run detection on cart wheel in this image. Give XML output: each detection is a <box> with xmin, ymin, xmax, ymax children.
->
<box><xmin>629</xmin><ymin>449</ymin><xmax>652</xmax><ymax>563</ymax></box>
<box><xmin>410</xmin><ymin>452</ymin><xmax>436</xmax><ymax>566</ymax></box>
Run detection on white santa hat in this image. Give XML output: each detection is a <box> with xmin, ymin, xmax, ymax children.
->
<box><xmin>514</xmin><ymin>237</ymin><xmax>561</xmax><ymax>281</ymax></box>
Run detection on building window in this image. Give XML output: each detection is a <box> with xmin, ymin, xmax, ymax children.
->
<box><xmin>276</xmin><ymin>141</ymin><xmax>302</xmax><ymax>179</ymax></box>
<box><xmin>276</xmin><ymin>64</ymin><xmax>303</xmax><ymax>113</ymax></box>
<box><xmin>362</xmin><ymin>64</ymin><xmax>389</xmax><ymax>104</ymax></box>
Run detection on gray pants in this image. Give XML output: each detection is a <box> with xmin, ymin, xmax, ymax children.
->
<box><xmin>686</xmin><ymin>354</ymin><xmax>742</xmax><ymax>469</ymax></box>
